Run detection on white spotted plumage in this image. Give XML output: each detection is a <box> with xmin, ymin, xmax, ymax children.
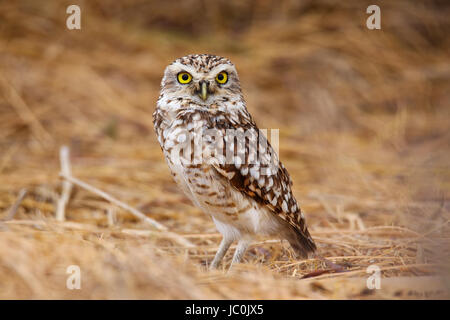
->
<box><xmin>153</xmin><ymin>54</ymin><xmax>316</xmax><ymax>269</ymax></box>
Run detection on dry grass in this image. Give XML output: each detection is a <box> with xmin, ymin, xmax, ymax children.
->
<box><xmin>0</xmin><ymin>0</ymin><xmax>449</xmax><ymax>299</ymax></box>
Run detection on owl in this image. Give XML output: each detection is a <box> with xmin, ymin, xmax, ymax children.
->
<box><xmin>153</xmin><ymin>54</ymin><xmax>316</xmax><ymax>269</ymax></box>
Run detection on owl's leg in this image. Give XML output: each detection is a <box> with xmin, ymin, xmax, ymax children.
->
<box><xmin>210</xmin><ymin>237</ymin><xmax>233</xmax><ymax>269</ymax></box>
<box><xmin>230</xmin><ymin>239</ymin><xmax>250</xmax><ymax>268</ymax></box>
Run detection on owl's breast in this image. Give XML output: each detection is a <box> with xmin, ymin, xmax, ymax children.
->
<box><xmin>154</xmin><ymin>106</ymin><xmax>283</xmax><ymax>237</ymax></box>
<box><xmin>157</xmin><ymin>114</ymin><xmax>241</xmax><ymax>218</ymax></box>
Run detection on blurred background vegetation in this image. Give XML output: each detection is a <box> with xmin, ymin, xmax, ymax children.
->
<box><xmin>0</xmin><ymin>0</ymin><xmax>449</xmax><ymax>299</ymax></box>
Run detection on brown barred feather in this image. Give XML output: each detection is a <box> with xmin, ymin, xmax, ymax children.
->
<box><xmin>206</xmin><ymin>112</ymin><xmax>317</xmax><ymax>255</ymax></box>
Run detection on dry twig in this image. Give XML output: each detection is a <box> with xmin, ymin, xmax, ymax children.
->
<box><xmin>4</xmin><ymin>188</ymin><xmax>27</xmax><ymax>221</ymax></box>
<box><xmin>56</xmin><ymin>146</ymin><xmax>72</xmax><ymax>221</ymax></box>
<box><xmin>59</xmin><ymin>173</ymin><xmax>194</xmax><ymax>247</ymax></box>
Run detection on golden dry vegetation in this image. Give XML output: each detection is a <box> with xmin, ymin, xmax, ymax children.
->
<box><xmin>0</xmin><ymin>0</ymin><xmax>449</xmax><ymax>299</ymax></box>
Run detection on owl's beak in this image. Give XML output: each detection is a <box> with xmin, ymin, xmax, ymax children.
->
<box><xmin>199</xmin><ymin>81</ymin><xmax>208</xmax><ymax>101</ymax></box>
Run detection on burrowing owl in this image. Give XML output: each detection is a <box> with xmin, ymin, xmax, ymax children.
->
<box><xmin>153</xmin><ymin>54</ymin><xmax>316</xmax><ymax>269</ymax></box>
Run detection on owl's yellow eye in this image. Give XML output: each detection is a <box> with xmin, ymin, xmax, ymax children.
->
<box><xmin>177</xmin><ymin>72</ymin><xmax>192</xmax><ymax>84</ymax></box>
<box><xmin>215</xmin><ymin>71</ymin><xmax>228</xmax><ymax>84</ymax></box>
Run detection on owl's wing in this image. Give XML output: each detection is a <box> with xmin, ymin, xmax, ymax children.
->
<box><xmin>209</xmin><ymin>119</ymin><xmax>316</xmax><ymax>255</ymax></box>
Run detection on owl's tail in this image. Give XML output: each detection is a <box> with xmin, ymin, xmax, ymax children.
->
<box><xmin>285</xmin><ymin>225</ymin><xmax>317</xmax><ymax>259</ymax></box>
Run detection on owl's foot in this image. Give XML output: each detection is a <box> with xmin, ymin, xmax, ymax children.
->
<box><xmin>209</xmin><ymin>237</ymin><xmax>233</xmax><ymax>270</ymax></box>
<box><xmin>228</xmin><ymin>239</ymin><xmax>250</xmax><ymax>271</ymax></box>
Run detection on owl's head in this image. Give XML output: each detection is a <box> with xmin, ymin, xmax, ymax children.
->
<box><xmin>160</xmin><ymin>54</ymin><xmax>242</xmax><ymax>106</ymax></box>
